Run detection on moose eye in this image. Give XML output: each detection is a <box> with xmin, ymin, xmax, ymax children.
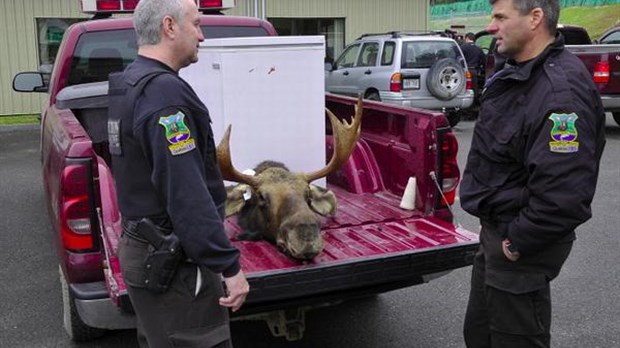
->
<box><xmin>258</xmin><ymin>191</ymin><xmax>269</xmax><ymax>205</ymax></box>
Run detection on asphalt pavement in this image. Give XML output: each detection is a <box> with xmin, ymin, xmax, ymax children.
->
<box><xmin>0</xmin><ymin>115</ymin><xmax>618</xmax><ymax>348</ymax></box>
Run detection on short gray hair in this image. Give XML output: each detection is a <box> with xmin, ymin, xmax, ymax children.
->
<box><xmin>490</xmin><ymin>0</ymin><xmax>560</xmax><ymax>35</ymax></box>
<box><xmin>133</xmin><ymin>0</ymin><xmax>187</xmax><ymax>45</ymax></box>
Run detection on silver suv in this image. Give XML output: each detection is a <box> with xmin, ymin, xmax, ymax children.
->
<box><xmin>325</xmin><ymin>32</ymin><xmax>474</xmax><ymax>126</ymax></box>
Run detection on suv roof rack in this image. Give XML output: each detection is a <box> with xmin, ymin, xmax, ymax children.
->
<box><xmin>357</xmin><ymin>29</ymin><xmax>458</xmax><ymax>40</ymax></box>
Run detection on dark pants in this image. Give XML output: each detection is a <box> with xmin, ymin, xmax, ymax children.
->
<box><xmin>118</xmin><ymin>234</ymin><xmax>233</xmax><ymax>348</ymax></box>
<box><xmin>463</xmin><ymin>222</ymin><xmax>572</xmax><ymax>348</ymax></box>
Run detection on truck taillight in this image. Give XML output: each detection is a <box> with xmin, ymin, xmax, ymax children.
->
<box><xmin>439</xmin><ymin>132</ymin><xmax>460</xmax><ymax>206</ymax></box>
<box><xmin>390</xmin><ymin>73</ymin><xmax>402</xmax><ymax>92</ymax></box>
<box><xmin>81</xmin><ymin>0</ymin><xmax>234</xmax><ymax>13</ymax></box>
<box><xmin>60</xmin><ymin>162</ymin><xmax>95</xmax><ymax>251</ymax></box>
<box><xmin>593</xmin><ymin>61</ymin><xmax>610</xmax><ymax>84</ymax></box>
<box><xmin>465</xmin><ymin>70</ymin><xmax>473</xmax><ymax>90</ymax></box>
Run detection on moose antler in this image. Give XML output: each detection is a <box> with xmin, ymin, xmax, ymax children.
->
<box><xmin>216</xmin><ymin>125</ymin><xmax>260</xmax><ymax>188</ymax></box>
<box><xmin>303</xmin><ymin>95</ymin><xmax>363</xmax><ymax>183</ymax></box>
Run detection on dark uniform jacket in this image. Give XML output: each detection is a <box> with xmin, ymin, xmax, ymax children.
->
<box><xmin>109</xmin><ymin>56</ymin><xmax>240</xmax><ymax>277</ymax></box>
<box><xmin>460</xmin><ymin>34</ymin><xmax>606</xmax><ymax>259</ymax></box>
<box><xmin>460</xmin><ymin>41</ymin><xmax>486</xmax><ymax>72</ymax></box>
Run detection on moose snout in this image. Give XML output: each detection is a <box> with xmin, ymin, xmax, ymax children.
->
<box><xmin>279</xmin><ymin>217</ymin><xmax>324</xmax><ymax>260</ymax></box>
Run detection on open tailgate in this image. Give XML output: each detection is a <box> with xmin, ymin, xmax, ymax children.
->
<box><xmin>228</xmin><ymin>185</ymin><xmax>479</xmax><ymax>310</ymax></box>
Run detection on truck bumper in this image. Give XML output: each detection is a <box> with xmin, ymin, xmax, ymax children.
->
<box><xmin>70</xmin><ymin>282</ymin><xmax>136</xmax><ymax>330</ymax></box>
<box><xmin>236</xmin><ymin>241</ymin><xmax>478</xmax><ymax>316</ymax></box>
<box><xmin>380</xmin><ymin>92</ymin><xmax>474</xmax><ymax>111</ymax></box>
<box><xmin>601</xmin><ymin>95</ymin><xmax>620</xmax><ymax>112</ymax></box>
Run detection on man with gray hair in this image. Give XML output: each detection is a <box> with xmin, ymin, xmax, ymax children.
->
<box><xmin>108</xmin><ymin>0</ymin><xmax>249</xmax><ymax>346</ymax></box>
<box><xmin>459</xmin><ymin>0</ymin><xmax>605</xmax><ymax>346</ymax></box>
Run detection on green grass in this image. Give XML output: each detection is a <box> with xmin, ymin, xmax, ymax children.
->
<box><xmin>0</xmin><ymin>115</ymin><xmax>40</xmax><ymax>126</ymax></box>
<box><xmin>430</xmin><ymin>4</ymin><xmax>620</xmax><ymax>40</ymax></box>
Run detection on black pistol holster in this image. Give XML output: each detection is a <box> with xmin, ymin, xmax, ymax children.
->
<box><xmin>135</xmin><ymin>218</ymin><xmax>184</xmax><ymax>293</ymax></box>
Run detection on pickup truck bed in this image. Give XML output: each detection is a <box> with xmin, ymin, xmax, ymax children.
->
<box><xmin>91</xmin><ymin>90</ymin><xmax>478</xmax><ymax>319</ymax></box>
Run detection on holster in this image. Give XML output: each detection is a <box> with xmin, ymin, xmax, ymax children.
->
<box><xmin>133</xmin><ymin>218</ymin><xmax>184</xmax><ymax>293</ymax></box>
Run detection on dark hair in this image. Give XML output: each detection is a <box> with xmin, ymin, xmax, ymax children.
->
<box><xmin>489</xmin><ymin>0</ymin><xmax>559</xmax><ymax>35</ymax></box>
<box><xmin>465</xmin><ymin>32</ymin><xmax>476</xmax><ymax>41</ymax></box>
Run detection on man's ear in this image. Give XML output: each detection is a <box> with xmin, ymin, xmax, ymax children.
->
<box><xmin>161</xmin><ymin>15</ymin><xmax>176</xmax><ymax>39</ymax></box>
<box><xmin>530</xmin><ymin>8</ymin><xmax>545</xmax><ymax>31</ymax></box>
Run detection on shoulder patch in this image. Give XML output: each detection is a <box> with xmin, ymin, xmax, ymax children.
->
<box><xmin>158</xmin><ymin>111</ymin><xmax>196</xmax><ymax>156</ymax></box>
<box><xmin>548</xmin><ymin>113</ymin><xmax>579</xmax><ymax>153</ymax></box>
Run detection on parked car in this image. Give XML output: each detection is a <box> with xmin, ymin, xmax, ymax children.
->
<box><xmin>325</xmin><ymin>31</ymin><xmax>474</xmax><ymax>127</ymax></box>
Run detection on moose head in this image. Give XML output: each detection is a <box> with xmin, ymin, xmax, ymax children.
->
<box><xmin>217</xmin><ymin>96</ymin><xmax>363</xmax><ymax>260</ymax></box>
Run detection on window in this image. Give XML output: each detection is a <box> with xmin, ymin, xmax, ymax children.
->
<box><xmin>268</xmin><ymin>18</ymin><xmax>345</xmax><ymax>63</ymax></box>
<box><xmin>36</xmin><ymin>18</ymin><xmax>86</xmax><ymax>71</ymax></box>
<box><xmin>335</xmin><ymin>43</ymin><xmax>361</xmax><ymax>69</ymax></box>
<box><xmin>358</xmin><ymin>42</ymin><xmax>379</xmax><ymax>67</ymax></box>
<box><xmin>381</xmin><ymin>41</ymin><xmax>396</xmax><ymax>66</ymax></box>
<box><xmin>600</xmin><ymin>30</ymin><xmax>620</xmax><ymax>44</ymax></box>
<box><xmin>67</xmin><ymin>29</ymin><xmax>138</xmax><ymax>86</ymax></box>
<box><xmin>401</xmin><ymin>41</ymin><xmax>461</xmax><ymax>69</ymax></box>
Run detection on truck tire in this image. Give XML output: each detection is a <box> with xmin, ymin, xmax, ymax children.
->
<box><xmin>613</xmin><ymin>112</ymin><xmax>620</xmax><ymax>126</ymax></box>
<box><xmin>426</xmin><ymin>58</ymin><xmax>466</xmax><ymax>101</ymax></box>
<box><xmin>446</xmin><ymin>111</ymin><xmax>461</xmax><ymax>127</ymax></box>
<box><xmin>60</xmin><ymin>268</ymin><xmax>105</xmax><ymax>341</ymax></box>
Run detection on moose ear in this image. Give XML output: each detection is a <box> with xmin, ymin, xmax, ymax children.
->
<box><xmin>309</xmin><ymin>185</ymin><xmax>337</xmax><ymax>216</ymax></box>
<box><xmin>225</xmin><ymin>184</ymin><xmax>250</xmax><ymax>217</ymax></box>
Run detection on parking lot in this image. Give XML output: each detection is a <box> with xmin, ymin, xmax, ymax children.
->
<box><xmin>0</xmin><ymin>115</ymin><xmax>618</xmax><ymax>347</ymax></box>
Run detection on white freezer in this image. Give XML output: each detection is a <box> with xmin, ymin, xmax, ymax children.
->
<box><xmin>180</xmin><ymin>35</ymin><xmax>327</xmax><ymax>186</ymax></box>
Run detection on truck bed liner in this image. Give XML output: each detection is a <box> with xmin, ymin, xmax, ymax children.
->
<box><xmin>226</xmin><ymin>185</ymin><xmax>479</xmax><ymax>305</ymax></box>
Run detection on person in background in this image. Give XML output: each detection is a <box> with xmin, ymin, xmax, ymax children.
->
<box><xmin>460</xmin><ymin>32</ymin><xmax>486</xmax><ymax>106</ymax></box>
<box><xmin>459</xmin><ymin>0</ymin><xmax>606</xmax><ymax>347</ymax></box>
<box><xmin>107</xmin><ymin>0</ymin><xmax>249</xmax><ymax>346</ymax></box>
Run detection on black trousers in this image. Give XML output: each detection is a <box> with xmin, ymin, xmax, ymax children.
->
<box><xmin>463</xmin><ymin>222</ymin><xmax>572</xmax><ymax>348</ymax></box>
<box><xmin>118</xmin><ymin>234</ymin><xmax>233</xmax><ymax>348</ymax></box>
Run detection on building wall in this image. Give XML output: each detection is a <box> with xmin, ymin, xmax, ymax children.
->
<box><xmin>230</xmin><ymin>0</ymin><xmax>428</xmax><ymax>45</ymax></box>
<box><xmin>1</xmin><ymin>0</ymin><xmax>89</xmax><ymax>116</ymax></box>
<box><xmin>1</xmin><ymin>0</ymin><xmax>427</xmax><ymax>115</ymax></box>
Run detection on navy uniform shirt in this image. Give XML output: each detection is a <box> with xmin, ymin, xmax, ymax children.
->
<box><xmin>110</xmin><ymin>56</ymin><xmax>240</xmax><ymax>277</ymax></box>
<box><xmin>459</xmin><ymin>34</ymin><xmax>606</xmax><ymax>256</ymax></box>
<box><xmin>460</xmin><ymin>41</ymin><xmax>485</xmax><ymax>71</ymax></box>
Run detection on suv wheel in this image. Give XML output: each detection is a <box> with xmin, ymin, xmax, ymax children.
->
<box><xmin>365</xmin><ymin>91</ymin><xmax>381</xmax><ymax>101</ymax></box>
<box><xmin>426</xmin><ymin>58</ymin><xmax>465</xmax><ymax>101</ymax></box>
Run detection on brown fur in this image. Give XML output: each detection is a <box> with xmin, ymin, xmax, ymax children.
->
<box><xmin>226</xmin><ymin>161</ymin><xmax>336</xmax><ymax>260</ymax></box>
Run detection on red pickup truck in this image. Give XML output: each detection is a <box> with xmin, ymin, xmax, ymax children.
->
<box><xmin>13</xmin><ymin>10</ymin><xmax>479</xmax><ymax>343</ymax></box>
<box><xmin>477</xmin><ymin>25</ymin><xmax>620</xmax><ymax>125</ymax></box>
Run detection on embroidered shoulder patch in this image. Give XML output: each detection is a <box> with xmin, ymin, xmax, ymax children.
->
<box><xmin>158</xmin><ymin>111</ymin><xmax>196</xmax><ymax>156</ymax></box>
<box><xmin>548</xmin><ymin>113</ymin><xmax>579</xmax><ymax>153</ymax></box>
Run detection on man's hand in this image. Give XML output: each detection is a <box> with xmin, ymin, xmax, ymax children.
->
<box><xmin>502</xmin><ymin>239</ymin><xmax>521</xmax><ymax>262</ymax></box>
<box><xmin>219</xmin><ymin>270</ymin><xmax>249</xmax><ymax>312</ymax></box>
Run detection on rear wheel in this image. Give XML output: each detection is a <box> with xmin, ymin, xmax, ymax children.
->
<box><xmin>613</xmin><ymin>112</ymin><xmax>620</xmax><ymax>126</ymax></box>
<box><xmin>365</xmin><ymin>91</ymin><xmax>381</xmax><ymax>101</ymax></box>
<box><xmin>60</xmin><ymin>267</ymin><xmax>105</xmax><ymax>341</ymax></box>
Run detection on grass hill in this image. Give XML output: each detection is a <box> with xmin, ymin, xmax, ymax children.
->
<box><xmin>430</xmin><ymin>4</ymin><xmax>620</xmax><ymax>40</ymax></box>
